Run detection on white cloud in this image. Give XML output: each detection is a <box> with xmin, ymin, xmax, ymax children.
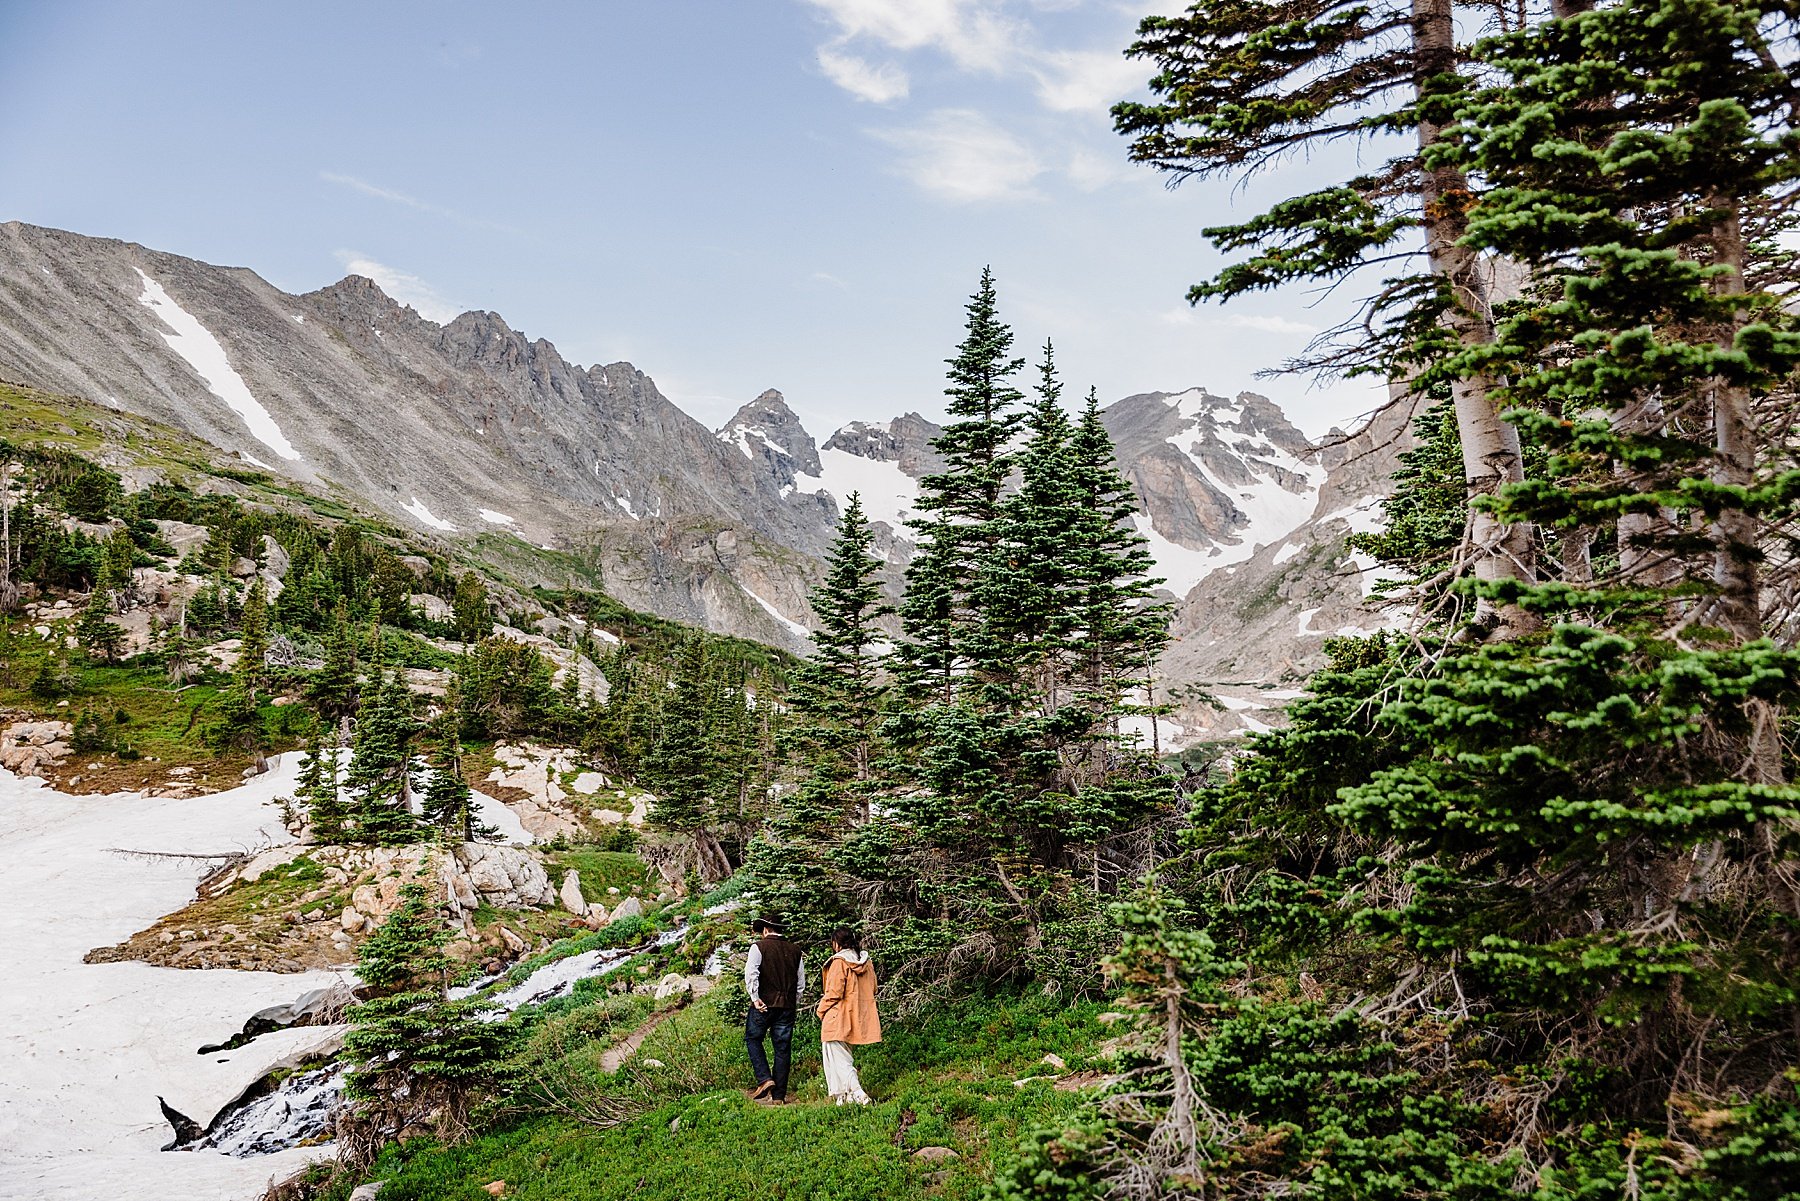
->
<box><xmin>1030</xmin><ymin>47</ymin><xmax>1147</xmax><ymax>113</ymax></box>
<box><xmin>817</xmin><ymin>46</ymin><xmax>910</xmax><ymax>103</ymax></box>
<box><xmin>321</xmin><ymin>171</ymin><xmax>432</xmax><ymax>211</ymax></box>
<box><xmin>1223</xmin><ymin>313</ymin><xmax>1322</xmax><ymax>335</ymax></box>
<box><xmin>874</xmin><ymin>109</ymin><xmax>1044</xmax><ymax>203</ymax></box>
<box><xmin>335</xmin><ymin>252</ymin><xmax>461</xmax><ymax>324</ymax></box>
<box><xmin>1159</xmin><ymin>306</ymin><xmax>1321</xmax><ymax>335</ymax></box>
<box><xmin>804</xmin><ymin>0</ymin><xmax>1024</xmax><ymax>74</ymax></box>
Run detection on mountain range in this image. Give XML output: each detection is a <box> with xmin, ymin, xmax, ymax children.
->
<box><xmin>0</xmin><ymin>221</ymin><xmax>1416</xmax><ymax>744</ymax></box>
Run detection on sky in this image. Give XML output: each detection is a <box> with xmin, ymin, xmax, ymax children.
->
<box><xmin>0</xmin><ymin>0</ymin><xmax>1388</xmax><ymax>439</ymax></box>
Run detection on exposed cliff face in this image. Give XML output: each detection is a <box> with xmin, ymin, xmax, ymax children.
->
<box><xmin>0</xmin><ymin>221</ymin><xmax>1413</xmax><ymax>738</ymax></box>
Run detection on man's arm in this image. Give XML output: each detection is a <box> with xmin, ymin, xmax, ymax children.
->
<box><xmin>744</xmin><ymin>943</ymin><xmax>764</xmax><ymax>1010</ymax></box>
<box><xmin>796</xmin><ymin>956</ymin><xmax>806</xmax><ymax>1002</ymax></box>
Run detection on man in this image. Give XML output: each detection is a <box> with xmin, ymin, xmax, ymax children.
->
<box><xmin>743</xmin><ymin>913</ymin><xmax>804</xmax><ymax>1103</ymax></box>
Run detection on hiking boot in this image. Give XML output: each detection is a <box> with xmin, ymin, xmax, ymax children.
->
<box><xmin>749</xmin><ymin>1079</ymin><xmax>774</xmax><ymax>1100</ymax></box>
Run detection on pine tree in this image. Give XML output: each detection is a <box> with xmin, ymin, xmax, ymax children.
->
<box><xmin>237</xmin><ymin>578</ymin><xmax>269</xmax><ymax>686</ymax></box>
<box><xmin>420</xmin><ymin>716</ymin><xmax>492</xmax><ymax>844</ymax></box>
<box><xmin>208</xmin><ymin>659</ymin><xmax>267</xmax><ymax>771</ymax></box>
<box><xmin>750</xmin><ymin>493</ymin><xmax>893</xmax><ymax>940</ymax></box>
<box><xmin>1113</xmin><ymin>0</ymin><xmax>1539</xmax><ymax>637</ymax></box>
<box><xmin>345</xmin><ymin>670</ymin><xmax>420</xmax><ymax>845</ymax></box>
<box><xmin>790</xmin><ymin>492</ymin><xmax>892</xmax><ymax>800</ymax></box>
<box><xmin>452</xmin><ymin>571</ymin><xmax>490</xmax><ymax>642</ymax></box>
<box><xmin>894</xmin><ymin>266</ymin><xmax>1026</xmax><ymax>705</ymax></box>
<box><xmin>308</xmin><ymin>609</ymin><xmax>359</xmax><ymax>726</ymax></box>
<box><xmin>75</xmin><ymin>594</ymin><xmax>124</xmax><ymax>663</ymax></box>
<box><xmin>341</xmin><ymin>883</ymin><xmax>514</xmax><ymax>1166</ymax></box>
<box><xmin>298</xmin><ymin>738</ymin><xmax>349</xmax><ymax>843</ymax></box>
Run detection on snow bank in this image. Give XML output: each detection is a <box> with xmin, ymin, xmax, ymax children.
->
<box><xmin>741</xmin><ymin>585</ymin><xmax>810</xmax><ymax>639</ymax></box>
<box><xmin>401</xmin><ymin>497</ymin><xmax>456</xmax><ymax>532</ymax></box>
<box><xmin>0</xmin><ymin>756</ymin><xmax>350</xmax><ymax>1200</ymax></box>
<box><xmin>795</xmin><ymin>448</ymin><xmax>918</xmax><ymax>533</ymax></box>
<box><xmin>134</xmin><ymin>269</ymin><xmax>301</xmax><ymax>462</ymax></box>
<box><xmin>477</xmin><ymin>509</ymin><xmax>516</xmax><ymax>526</ymax></box>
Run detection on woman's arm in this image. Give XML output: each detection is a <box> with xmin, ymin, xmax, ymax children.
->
<box><xmin>815</xmin><ymin>959</ymin><xmax>847</xmax><ymax>1014</ymax></box>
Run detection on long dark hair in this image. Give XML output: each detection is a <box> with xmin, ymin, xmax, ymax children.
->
<box><xmin>830</xmin><ymin>927</ymin><xmax>861</xmax><ymax>953</ymax></box>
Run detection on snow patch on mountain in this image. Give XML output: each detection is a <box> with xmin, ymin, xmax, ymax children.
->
<box><xmin>402</xmin><ymin>497</ymin><xmax>456</xmax><ymax>532</ymax></box>
<box><xmin>133</xmin><ymin>269</ymin><xmax>301</xmax><ymax>462</ymax></box>
<box><xmin>742</xmin><ymin>584</ymin><xmax>810</xmax><ymax>639</ymax></box>
<box><xmin>478</xmin><ymin>509</ymin><xmax>516</xmax><ymax>526</ymax></box>
<box><xmin>797</xmin><ymin>448</ymin><xmax>919</xmax><ymax>532</ymax></box>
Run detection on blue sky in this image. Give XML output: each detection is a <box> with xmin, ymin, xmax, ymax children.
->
<box><xmin>0</xmin><ymin>0</ymin><xmax>1385</xmax><ymax>437</ymax></box>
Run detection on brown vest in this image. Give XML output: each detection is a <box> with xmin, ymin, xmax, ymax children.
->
<box><xmin>755</xmin><ymin>935</ymin><xmax>802</xmax><ymax>1009</ymax></box>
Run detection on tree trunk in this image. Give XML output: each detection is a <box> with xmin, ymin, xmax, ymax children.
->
<box><xmin>1414</xmin><ymin>0</ymin><xmax>1538</xmax><ymax>638</ymax></box>
<box><xmin>1705</xmin><ymin>204</ymin><xmax>1784</xmax><ymax>791</ymax></box>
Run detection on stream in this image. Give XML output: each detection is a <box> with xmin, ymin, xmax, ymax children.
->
<box><xmin>173</xmin><ymin>925</ymin><xmax>693</xmax><ymax>1158</ymax></box>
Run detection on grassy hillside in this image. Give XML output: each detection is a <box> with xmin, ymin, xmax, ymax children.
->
<box><xmin>325</xmin><ymin>988</ymin><xmax>1112</xmax><ymax>1201</ymax></box>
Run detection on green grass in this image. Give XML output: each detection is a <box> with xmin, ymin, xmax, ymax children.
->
<box><xmin>0</xmin><ymin>625</ymin><xmax>303</xmax><ymax>784</ymax></box>
<box><xmin>349</xmin><ymin>990</ymin><xmax>1105</xmax><ymax>1201</ymax></box>
<box><xmin>541</xmin><ymin>849</ymin><xmax>652</xmax><ymax>903</ymax></box>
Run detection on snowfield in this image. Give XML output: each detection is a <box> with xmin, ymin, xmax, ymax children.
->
<box><xmin>794</xmin><ymin>447</ymin><xmax>919</xmax><ymax>533</ymax></box>
<box><xmin>400</xmin><ymin>497</ymin><xmax>456</xmax><ymax>532</ymax></box>
<box><xmin>0</xmin><ymin>758</ymin><xmax>350</xmax><ymax>1201</ymax></box>
<box><xmin>134</xmin><ymin>269</ymin><xmax>301</xmax><ymax>463</ymax></box>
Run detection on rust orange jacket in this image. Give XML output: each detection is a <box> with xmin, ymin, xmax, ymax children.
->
<box><xmin>816</xmin><ymin>950</ymin><xmax>882</xmax><ymax>1045</ymax></box>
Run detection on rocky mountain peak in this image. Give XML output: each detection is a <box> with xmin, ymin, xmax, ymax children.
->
<box><xmin>717</xmin><ymin>388</ymin><xmax>821</xmax><ymax>490</ymax></box>
<box><xmin>302</xmin><ymin>275</ymin><xmax>427</xmax><ymax>331</ymax></box>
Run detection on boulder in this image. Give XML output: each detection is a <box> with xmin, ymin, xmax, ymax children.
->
<box><xmin>340</xmin><ymin>907</ymin><xmax>367</xmax><ymax>933</ymax></box>
<box><xmin>652</xmin><ymin>972</ymin><xmax>690</xmax><ymax>1000</ymax></box>
<box><xmin>460</xmin><ymin>844</ymin><xmax>555</xmax><ymax>908</ymax></box>
<box><xmin>496</xmin><ymin>925</ymin><xmax>528</xmax><ymax>953</ymax></box>
<box><xmin>349</xmin><ymin>1184</ymin><xmax>385</xmax><ymax>1201</ymax></box>
<box><xmin>411</xmin><ymin>593</ymin><xmax>454</xmax><ymax>623</ymax></box>
<box><xmin>608</xmin><ymin>897</ymin><xmax>644</xmax><ymax>923</ymax></box>
<box><xmin>155</xmin><ymin>520</ymin><xmax>211</xmax><ymax>561</ymax></box>
<box><xmin>559</xmin><ymin>870</ymin><xmax>588</xmax><ymax>917</ymax></box>
<box><xmin>913</xmin><ymin>1147</ymin><xmax>961</xmax><ymax>1163</ymax></box>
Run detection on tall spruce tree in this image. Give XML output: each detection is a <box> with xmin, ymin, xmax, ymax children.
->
<box><xmin>346</xmin><ymin>670</ymin><xmax>420</xmax><ymax>845</ymax></box>
<box><xmin>894</xmin><ymin>266</ymin><xmax>1026</xmax><ymax>706</ymax></box>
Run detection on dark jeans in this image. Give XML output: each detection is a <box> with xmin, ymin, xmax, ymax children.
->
<box><xmin>744</xmin><ymin>1005</ymin><xmax>795</xmax><ymax>1099</ymax></box>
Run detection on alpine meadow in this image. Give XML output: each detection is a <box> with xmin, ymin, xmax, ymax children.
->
<box><xmin>2</xmin><ymin>3</ymin><xmax>1800</xmax><ymax>1200</ymax></box>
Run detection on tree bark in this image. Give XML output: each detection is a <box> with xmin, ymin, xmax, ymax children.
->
<box><xmin>1414</xmin><ymin>0</ymin><xmax>1539</xmax><ymax>638</ymax></box>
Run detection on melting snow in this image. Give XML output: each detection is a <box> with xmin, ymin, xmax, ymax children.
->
<box><xmin>478</xmin><ymin>509</ymin><xmax>516</xmax><ymax>526</ymax></box>
<box><xmin>1272</xmin><ymin>541</ymin><xmax>1302</xmax><ymax>565</ymax></box>
<box><xmin>614</xmin><ymin>493</ymin><xmax>640</xmax><ymax>520</ymax></box>
<box><xmin>795</xmin><ymin>448</ymin><xmax>918</xmax><ymax>532</ymax></box>
<box><xmin>742</xmin><ymin>585</ymin><xmax>810</xmax><ymax>639</ymax></box>
<box><xmin>1317</xmin><ymin>495</ymin><xmax>1387</xmax><ymax>536</ymax></box>
<box><xmin>134</xmin><ymin>269</ymin><xmax>301</xmax><ymax>462</ymax></box>
<box><xmin>242</xmin><ymin>454</ymin><xmax>271</xmax><ymax>470</ymax></box>
<box><xmin>1296</xmin><ymin>607</ymin><xmax>1323</xmax><ymax>636</ymax></box>
<box><xmin>0</xmin><ymin>756</ymin><xmax>350</xmax><ymax>1198</ymax></box>
<box><xmin>401</xmin><ymin>497</ymin><xmax>456</xmax><ymax>532</ymax></box>
<box><xmin>1132</xmin><ymin>514</ymin><xmax>1223</xmax><ymax>598</ymax></box>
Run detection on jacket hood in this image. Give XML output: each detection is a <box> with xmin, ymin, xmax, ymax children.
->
<box><xmin>833</xmin><ymin>949</ymin><xmax>872</xmax><ymax>972</ymax></box>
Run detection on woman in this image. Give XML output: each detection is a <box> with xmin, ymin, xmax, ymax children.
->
<box><xmin>815</xmin><ymin>927</ymin><xmax>880</xmax><ymax>1104</ymax></box>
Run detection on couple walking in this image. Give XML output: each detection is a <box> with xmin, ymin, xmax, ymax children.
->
<box><xmin>743</xmin><ymin>914</ymin><xmax>881</xmax><ymax>1105</ymax></box>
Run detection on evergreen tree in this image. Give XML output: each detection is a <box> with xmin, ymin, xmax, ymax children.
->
<box><xmin>237</xmin><ymin>578</ymin><xmax>269</xmax><ymax>686</ymax></box>
<box><xmin>208</xmin><ymin>660</ymin><xmax>267</xmax><ymax>770</ymax></box>
<box><xmin>298</xmin><ymin>738</ymin><xmax>349</xmax><ymax>843</ymax></box>
<box><xmin>345</xmin><ymin>670</ymin><xmax>420</xmax><ymax>845</ymax></box>
<box><xmin>341</xmin><ymin>883</ymin><xmax>514</xmax><ymax>1166</ymax></box>
<box><xmin>1113</xmin><ymin>0</ymin><xmax>1540</xmax><ymax>636</ymax></box>
<box><xmin>308</xmin><ymin>609</ymin><xmax>359</xmax><ymax>726</ymax></box>
<box><xmin>894</xmin><ymin>266</ymin><xmax>1026</xmax><ymax>704</ymax></box>
<box><xmin>451</xmin><ymin>571</ymin><xmax>490</xmax><ymax>642</ymax></box>
<box><xmin>75</xmin><ymin>594</ymin><xmax>124</xmax><ymax>663</ymax></box>
<box><xmin>420</xmin><ymin>715</ymin><xmax>493</xmax><ymax>844</ymax></box>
